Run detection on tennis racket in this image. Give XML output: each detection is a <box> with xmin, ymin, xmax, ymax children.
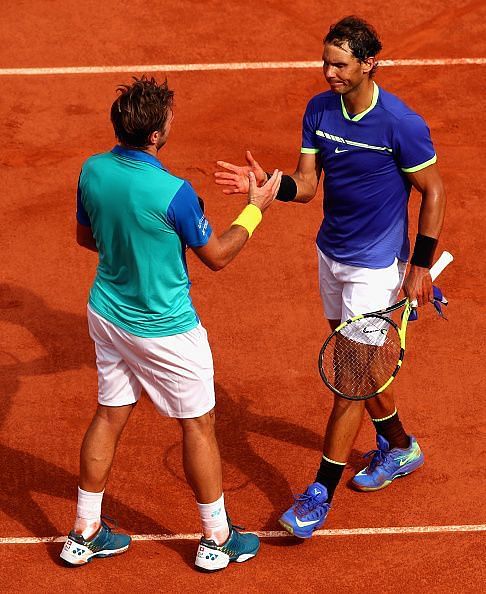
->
<box><xmin>318</xmin><ymin>250</ymin><xmax>454</xmax><ymax>401</ymax></box>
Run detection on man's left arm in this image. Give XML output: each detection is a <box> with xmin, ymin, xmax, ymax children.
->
<box><xmin>77</xmin><ymin>221</ymin><xmax>98</xmax><ymax>252</ymax></box>
<box><xmin>76</xmin><ymin>175</ymin><xmax>98</xmax><ymax>252</ymax></box>
<box><xmin>404</xmin><ymin>163</ymin><xmax>446</xmax><ymax>306</ymax></box>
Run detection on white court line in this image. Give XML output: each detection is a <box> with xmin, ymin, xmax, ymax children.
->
<box><xmin>1</xmin><ymin>523</ymin><xmax>485</xmax><ymax>544</ymax></box>
<box><xmin>0</xmin><ymin>58</ymin><xmax>485</xmax><ymax>76</ymax></box>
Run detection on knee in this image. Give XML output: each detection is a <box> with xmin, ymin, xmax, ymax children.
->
<box><xmin>332</xmin><ymin>396</ymin><xmax>364</xmax><ymax>414</ymax></box>
<box><xmin>179</xmin><ymin>409</ymin><xmax>216</xmax><ymax>435</ymax></box>
<box><xmin>94</xmin><ymin>403</ymin><xmax>134</xmax><ymax>431</ymax></box>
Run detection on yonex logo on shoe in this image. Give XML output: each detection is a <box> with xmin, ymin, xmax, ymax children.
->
<box><xmin>313</xmin><ymin>488</ymin><xmax>321</xmax><ymax>495</ymax></box>
<box><xmin>72</xmin><ymin>548</ymin><xmax>84</xmax><ymax>556</ymax></box>
<box><xmin>206</xmin><ymin>553</ymin><xmax>218</xmax><ymax>561</ymax></box>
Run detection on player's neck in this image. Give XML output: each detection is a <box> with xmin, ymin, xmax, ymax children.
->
<box><xmin>342</xmin><ymin>78</ymin><xmax>375</xmax><ymax>117</ymax></box>
<box><xmin>118</xmin><ymin>142</ymin><xmax>159</xmax><ymax>158</ymax></box>
<box><xmin>142</xmin><ymin>145</ymin><xmax>159</xmax><ymax>158</ymax></box>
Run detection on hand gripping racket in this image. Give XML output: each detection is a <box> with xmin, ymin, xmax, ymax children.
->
<box><xmin>318</xmin><ymin>250</ymin><xmax>453</xmax><ymax>401</ymax></box>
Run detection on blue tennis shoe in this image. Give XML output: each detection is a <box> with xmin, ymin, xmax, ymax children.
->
<box><xmin>195</xmin><ymin>519</ymin><xmax>260</xmax><ymax>572</ymax></box>
<box><xmin>352</xmin><ymin>434</ymin><xmax>424</xmax><ymax>491</ymax></box>
<box><xmin>278</xmin><ymin>482</ymin><xmax>330</xmax><ymax>538</ymax></box>
<box><xmin>60</xmin><ymin>519</ymin><xmax>131</xmax><ymax>566</ymax></box>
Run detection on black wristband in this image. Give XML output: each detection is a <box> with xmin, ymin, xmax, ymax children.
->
<box><xmin>266</xmin><ymin>172</ymin><xmax>297</xmax><ymax>202</ymax></box>
<box><xmin>411</xmin><ymin>234</ymin><xmax>438</xmax><ymax>268</ymax></box>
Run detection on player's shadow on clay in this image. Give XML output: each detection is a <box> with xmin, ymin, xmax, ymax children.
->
<box><xmin>164</xmin><ymin>383</ymin><xmax>364</xmax><ymax>530</ymax></box>
<box><xmin>216</xmin><ymin>386</ymin><xmax>366</xmax><ymax>521</ymax></box>
<box><xmin>0</xmin><ymin>444</ymin><xmax>190</xmax><ymax>566</ymax></box>
<box><xmin>0</xmin><ymin>282</ymin><xmax>96</xmax><ymax>429</ymax></box>
<box><xmin>0</xmin><ymin>283</ymin><xmax>194</xmax><ymax>568</ymax></box>
<box><xmin>0</xmin><ymin>283</ymin><xmax>367</xmax><ymax>563</ymax></box>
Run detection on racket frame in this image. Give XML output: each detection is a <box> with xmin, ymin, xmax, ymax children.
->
<box><xmin>318</xmin><ymin>298</ymin><xmax>414</xmax><ymax>400</ymax></box>
<box><xmin>317</xmin><ymin>250</ymin><xmax>453</xmax><ymax>401</ymax></box>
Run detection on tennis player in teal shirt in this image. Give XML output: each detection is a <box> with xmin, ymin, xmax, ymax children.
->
<box><xmin>61</xmin><ymin>76</ymin><xmax>282</xmax><ymax>571</ymax></box>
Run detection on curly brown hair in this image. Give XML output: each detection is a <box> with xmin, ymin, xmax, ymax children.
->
<box><xmin>110</xmin><ymin>76</ymin><xmax>174</xmax><ymax>148</ymax></box>
<box><xmin>324</xmin><ymin>16</ymin><xmax>382</xmax><ymax>76</ymax></box>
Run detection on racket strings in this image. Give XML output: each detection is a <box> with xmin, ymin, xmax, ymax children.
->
<box><xmin>321</xmin><ymin>316</ymin><xmax>401</xmax><ymax>399</ymax></box>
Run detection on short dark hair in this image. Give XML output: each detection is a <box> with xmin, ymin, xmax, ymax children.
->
<box><xmin>110</xmin><ymin>76</ymin><xmax>174</xmax><ymax>148</ymax></box>
<box><xmin>324</xmin><ymin>16</ymin><xmax>382</xmax><ymax>76</ymax></box>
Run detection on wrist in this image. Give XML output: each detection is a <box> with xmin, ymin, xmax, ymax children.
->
<box><xmin>276</xmin><ymin>174</ymin><xmax>297</xmax><ymax>202</ymax></box>
<box><xmin>411</xmin><ymin>233</ymin><xmax>438</xmax><ymax>268</ymax></box>
<box><xmin>231</xmin><ymin>204</ymin><xmax>262</xmax><ymax>238</ymax></box>
<box><xmin>264</xmin><ymin>172</ymin><xmax>298</xmax><ymax>201</ymax></box>
<box><xmin>259</xmin><ymin>171</ymin><xmax>269</xmax><ymax>186</ymax></box>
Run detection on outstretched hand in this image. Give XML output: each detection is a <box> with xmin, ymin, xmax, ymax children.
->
<box><xmin>248</xmin><ymin>169</ymin><xmax>282</xmax><ymax>213</ymax></box>
<box><xmin>215</xmin><ymin>150</ymin><xmax>267</xmax><ymax>194</ymax></box>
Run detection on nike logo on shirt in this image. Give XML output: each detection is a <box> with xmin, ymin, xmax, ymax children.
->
<box><xmin>334</xmin><ymin>147</ymin><xmax>349</xmax><ymax>153</ymax></box>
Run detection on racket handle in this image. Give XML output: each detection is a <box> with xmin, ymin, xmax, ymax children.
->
<box><xmin>429</xmin><ymin>250</ymin><xmax>454</xmax><ymax>282</ymax></box>
<box><xmin>410</xmin><ymin>250</ymin><xmax>453</xmax><ymax>307</ymax></box>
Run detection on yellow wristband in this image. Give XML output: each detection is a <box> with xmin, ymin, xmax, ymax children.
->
<box><xmin>231</xmin><ymin>204</ymin><xmax>262</xmax><ymax>238</ymax></box>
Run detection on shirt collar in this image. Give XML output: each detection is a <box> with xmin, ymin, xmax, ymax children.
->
<box><xmin>111</xmin><ymin>145</ymin><xmax>166</xmax><ymax>170</ymax></box>
<box><xmin>340</xmin><ymin>81</ymin><xmax>379</xmax><ymax>122</ymax></box>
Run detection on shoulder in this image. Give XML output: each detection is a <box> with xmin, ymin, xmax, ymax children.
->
<box><xmin>305</xmin><ymin>90</ymin><xmax>338</xmax><ymax>113</ymax></box>
<box><xmin>160</xmin><ymin>174</ymin><xmax>195</xmax><ymax>199</ymax></box>
<box><xmin>166</xmin><ymin>179</ymin><xmax>200</xmax><ymax>215</ymax></box>
<box><xmin>169</xmin><ymin>177</ymin><xmax>196</xmax><ymax>198</ymax></box>
<box><xmin>81</xmin><ymin>151</ymin><xmax>112</xmax><ymax>171</ymax></box>
<box><xmin>377</xmin><ymin>86</ymin><xmax>427</xmax><ymax>123</ymax></box>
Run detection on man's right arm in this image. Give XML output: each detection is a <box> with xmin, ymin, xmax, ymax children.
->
<box><xmin>214</xmin><ymin>151</ymin><xmax>321</xmax><ymax>204</ymax></box>
<box><xmin>193</xmin><ymin>170</ymin><xmax>282</xmax><ymax>271</ymax></box>
<box><xmin>193</xmin><ymin>225</ymin><xmax>256</xmax><ymax>271</ymax></box>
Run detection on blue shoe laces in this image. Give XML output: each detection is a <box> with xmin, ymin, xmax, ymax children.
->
<box><xmin>363</xmin><ymin>447</ymin><xmax>394</xmax><ymax>472</ymax></box>
<box><xmin>293</xmin><ymin>492</ymin><xmax>329</xmax><ymax>517</ymax></box>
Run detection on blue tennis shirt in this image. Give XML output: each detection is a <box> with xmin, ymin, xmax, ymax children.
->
<box><xmin>77</xmin><ymin>145</ymin><xmax>212</xmax><ymax>337</ymax></box>
<box><xmin>302</xmin><ymin>82</ymin><xmax>437</xmax><ymax>268</ymax></box>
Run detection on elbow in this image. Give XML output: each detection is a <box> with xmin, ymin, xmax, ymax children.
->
<box><xmin>301</xmin><ymin>193</ymin><xmax>314</xmax><ymax>204</ymax></box>
<box><xmin>76</xmin><ymin>236</ymin><xmax>98</xmax><ymax>252</ymax></box>
<box><xmin>207</xmin><ymin>258</ymin><xmax>227</xmax><ymax>272</ymax></box>
<box><xmin>204</xmin><ymin>253</ymin><xmax>232</xmax><ymax>271</ymax></box>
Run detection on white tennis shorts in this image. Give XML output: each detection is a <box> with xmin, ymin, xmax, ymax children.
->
<box><xmin>317</xmin><ymin>247</ymin><xmax>407</xmax><ymax>322</ymax></box>
<box><xmin>87</xmin><ymin>305</ymin><xmax>215</xmax><ymax>418</ymax></box>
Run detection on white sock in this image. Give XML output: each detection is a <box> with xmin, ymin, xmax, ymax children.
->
<box><xmin>196</xmin><ymin>493</ymin><xmax>229</xmax><ymax>545</ymax></box>
<box><xmin>74</xmin><ymin>486</ymin><xmax>104</xmax><ymax>538</ymax></box>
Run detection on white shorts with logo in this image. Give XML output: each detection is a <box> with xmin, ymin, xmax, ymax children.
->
<box><xmin>317</xmin><ymin>247</ymin><xmax>407</xmax><ymax>322</ymax></box>
<box><xmin>87</xmin><ymin>305</ymin><xmax>215</xmax><ymax>418</ymax></box>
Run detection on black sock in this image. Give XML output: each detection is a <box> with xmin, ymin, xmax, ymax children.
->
<box><xmin>372</xmin><ymin>410</ymin><xmax>410</xmax><ymax>449</ymax></box>
<box><xmin>315</xmin><ymin>456</ymin><xmax>345</xmax><ymax>502</ymax></box>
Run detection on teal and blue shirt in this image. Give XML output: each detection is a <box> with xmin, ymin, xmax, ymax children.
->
<box><xmin>77</xmin><ymin>145</ymin><xmax>212</xmax><ymax>337</ymax></box>
<box><xmin>302</xmin><ymin>82</ymin><xmax>437</xmax><ymax>268</ymax></box>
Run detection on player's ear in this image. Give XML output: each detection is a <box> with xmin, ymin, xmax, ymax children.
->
<box><xmin>362</xmin><ymin>57</ymin><xmax>375</xmax><ymax>75</ymax></box>
<box><xmin>148</xmin><ymin>130</ymin><xmax>159</xmax><ymax>145</ymax></box>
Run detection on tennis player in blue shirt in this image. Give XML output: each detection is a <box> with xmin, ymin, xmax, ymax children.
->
<box><xmin>215</xmin><ymin>16</ymin><xmax>446</xmax><ymax>538</ymax></box>
<box><xmin>60</xmin><ymin>76</ymin><xmax>282</xmax><ymax>569</ymax></box>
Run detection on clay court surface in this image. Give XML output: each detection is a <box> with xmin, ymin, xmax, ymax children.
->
<box><xmin>0</xmin><ymin>1</ymin><xmax>485</xmax><ymax>592</ymax></box>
